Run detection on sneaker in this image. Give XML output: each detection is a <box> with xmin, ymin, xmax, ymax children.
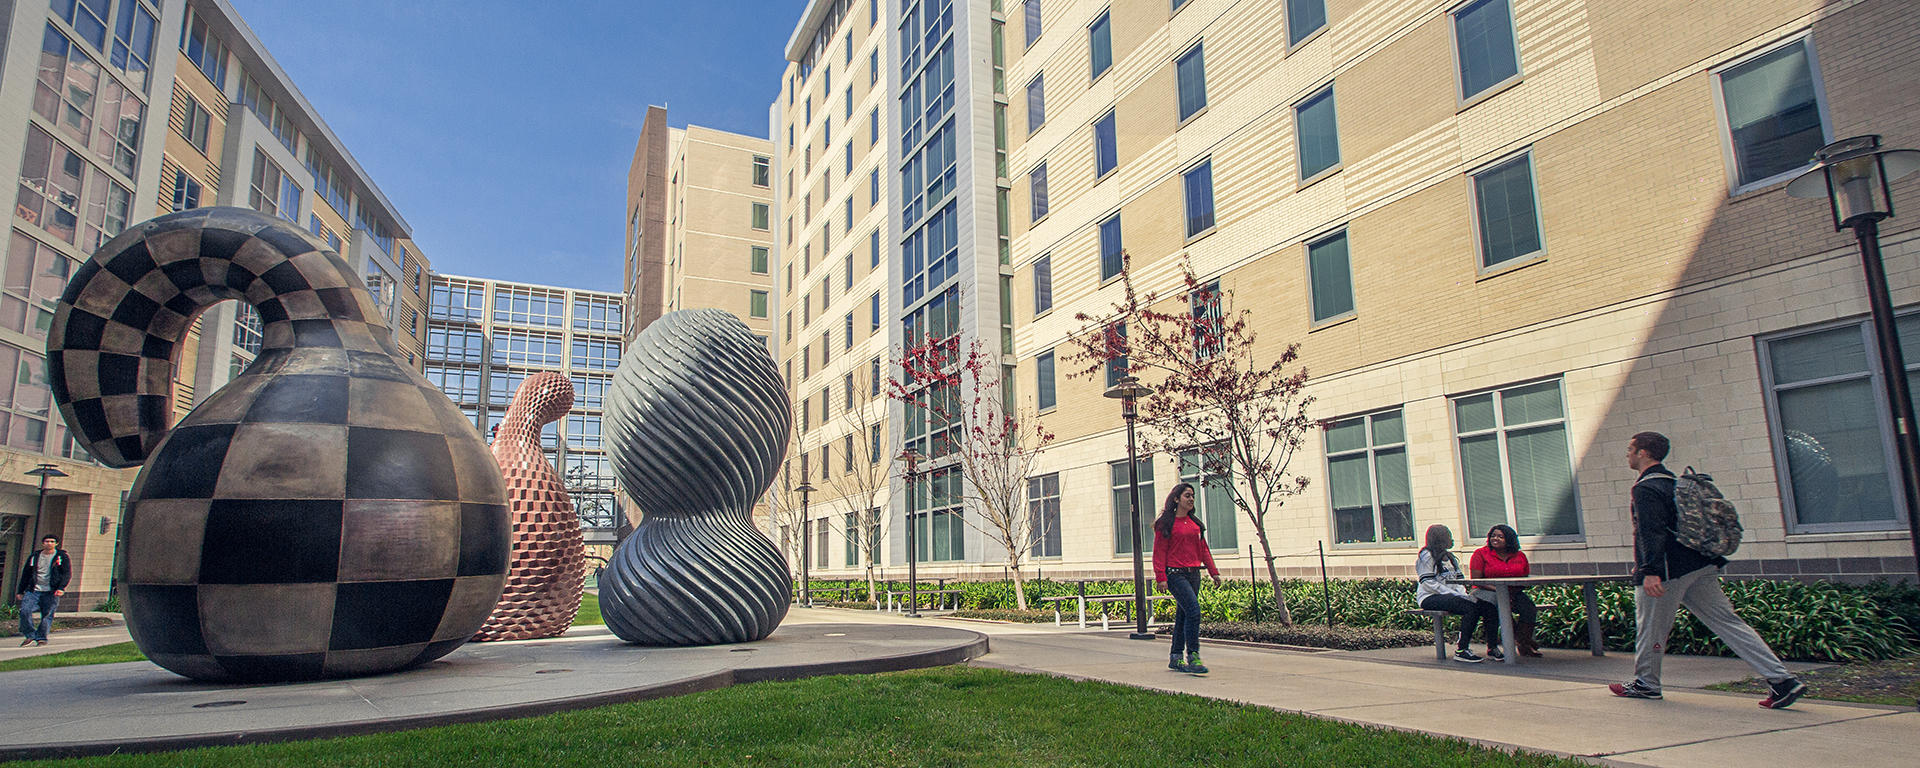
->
<box><xmin>1453</xmin><ymin>649</ymin><xmax>1484</xmax><ymax>663</ymax></box>
<box><xmin>17</xmin><ymin>639</ymin><xmax>30</xmax><ymax>647</ymax></box>
<box><xmin>1759</xmin><ymin>678</ymin><xmax>1807</xmax><ymax>710</ymax></box>
<box><xmin>1610</xmin><ymin>681</ymin><xmax>1662</xmax><ymax>699</ymax></box>
<box><xmin>1169</xmin><ymin>658</ymin><xmax>1188</xmax><ymax>672</ymax></box>
<box><xmin>34</xmin><ymin>640</ymin><xmax>45</xmax><ymax>646</ymax></box>
<box><xmin>1486</xmin><ymin>646</ymin><xmax>1505</xmax><ymax>661</ymax></box>
<box><xmin>1185</xmin><ymin>655</ymin><xmax>1209</xmax><ymax>674</ymax></box>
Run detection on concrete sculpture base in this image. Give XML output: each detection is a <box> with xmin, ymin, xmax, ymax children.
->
<box><xmin>473</xmin><ymin>372</ymin><xmax>586</xmax><ymax>641</ymax></box>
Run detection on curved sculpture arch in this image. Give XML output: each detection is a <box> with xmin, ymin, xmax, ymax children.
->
<box><xmin>474</xmin><ymin>372</ymin><xmax>586</xmax><ymax>641</ymax></box>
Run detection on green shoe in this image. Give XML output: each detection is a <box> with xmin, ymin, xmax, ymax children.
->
<box><xmin>1169</xmin><ymin>657</ymin><xmax>1189</xmax><ymax>672</ymax></box>
<box><xmin>1185</xmin><ymin>655</ymin><xmax>1208</xmax><ymax>674</ymax></box>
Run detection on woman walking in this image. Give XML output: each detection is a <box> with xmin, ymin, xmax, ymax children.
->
<box><xmin>1154</xmin><ymin>483</ymin><xmax>1222</xmax><ymax>673</ymax></box>
<box><xmin>1414</xmin><ymin>524</ymin><xmax>1499</xmax><ymax>662</ymax></box>
<box><xmin>1470</xmin><ymin>524</ymin><xmax>1541</xmax><ymax>657</ymax></box>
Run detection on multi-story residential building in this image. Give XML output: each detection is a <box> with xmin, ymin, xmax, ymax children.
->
<box><xmin>0</xmin><ymin>0</ymin><xmax>435</xmax><ymax>604</ymax></box>
<box><xmin>782</xmin><ymin>0</ymin><xmax>1919</xmax><ymax>586</ymax></box>
<box><xmin>423</xmin><ymin>274</ymin><xmax>625</xmax><ymax>551</ymax></box>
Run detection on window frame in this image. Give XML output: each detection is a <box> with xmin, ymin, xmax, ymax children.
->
<box><xmin>1110</xmin><ymin>457</ymin><xmax>1156</xmax><ymax>556</ymax></box>
<box><xmin>1029</xmin><ymin>161</ymin><xmax>1050</xmax><ymax>222</ymax></box>
<box><xmin>1088</xmin><ymin>10</ymin><xmax>1114</xmax><ymax>83</ymax></box>
<box><xmin>749</xmin><ymin>289</ymin><xmax>770</xmax><ymax>319</ymax></box>
<box><xmin>1285</xmin><ymin>0</ymin><xmax>1330</xmax><ymax>51</ymax></box>
<box><xmin>1026</xmin><ymin>72</ymin><xmax>1046</xmax><ymax>134</ymax></box>
<box><xmin>1325</xmin><ymin>407</ymin><xmax>1416</xmax><ymax>549</ymax></box>
<box><xmin>1092</xmin><ymin>110</ymin><xmax>1118</xmax><ymax>180</ymax></box>
<box><xmin>1708</xmin><ymin>33</ymin><xmax>1833</xmax><ymax>196</ymax></box>
<box><xmin>751</xmin><ymin>155</ymin><xmax>771</xmax><ymax>187</ymax></box>
<box><xmin>1098</xmin><ymin>212</ymin><xmax>1123</xmax><ymax>283</ymax></box>
<box><xmin>1449</xmin><ymin>0</ymin><xmax>1525</xmax><ymax>109</ymax></box>
<box><xmin>1448</xmin><ymin>377</ymin><xmax>1584</xmax><ymax>543</ymax></box>
<box><xmin>1028</xmin><ymin>472</ymin><xmax>1063</xmax><ymax>558</ymax></box>
<box><xmin>1036</xmin><ymin>349</ymin><xmax>1057</xmax><ymax>412</ymax></box>
<box><xmin>1467</xmin><ymin>148</ymin><xmax>1547</xmax><ymax>274</ymax></box>
<box><xmin>1175</xmin><ymin>41</ymin><xmax>1208</xmax><ymax>124</ymax></box>
<box><xmin>1293</xmin><ymin>83</ymin><xmax>1342</xmax><ymax>185</ymax></box>
<box><xmin>1181</xmin><ymin>157</ymin><xmax>1216</xmax><ymax>241</ymax></box>
<box><xmin>1032</xmin><ymin>253</ymin><xmax>1054</xmax><ymax>316</ymax></box>
<box><xmin>1305</xmin><ymin>227</ymin><xmax>1356</xmax><ymax>325</ymax></box>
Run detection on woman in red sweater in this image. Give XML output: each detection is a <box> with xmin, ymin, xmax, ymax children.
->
<box><xmin>1469</xmin><ymin>524</ymin><xmax>1541</xmax><ymax>657</ymax></box>
<box><xmin>1154</xmin><ymin>483</ymin><xmax>1222</xmax><ymax>673</ymax></box>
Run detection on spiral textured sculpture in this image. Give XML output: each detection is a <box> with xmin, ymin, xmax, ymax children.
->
<box><xmin>48</xmin><ymin>207</ymin><xmax>509</xmax><ymax>682</ymax></box>
<box><xmin>474</xmin><ymin>372</ymin><xmax>587</xmax><ymax>641</ymax></box>
<box><xmin>598</xmin><ymin>309</ymin><xmax>791</xmax><ymax>645</ymax></box>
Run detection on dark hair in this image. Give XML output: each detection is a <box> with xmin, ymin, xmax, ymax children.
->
<box><xmin>1630</xmin><ymin>431</ymin><xmax>1670</xmax><ymax>461</ymax></box>
<box><xmin>1153</xmin><ymin>482</ymin><xmax>1205</xmax><ymax>537</ymax></box>
<box><xmin>1486</xmin><ymin>524</ymin><xmax>1520</xmax><ymax>556</ymax></box>
<box><xmin>1422</xmin><ymin>525</ymin><xmax>1457</xmax><ymax>570</ymax></box>
<box><xmin>40</xmin><ymin>535</ymin><xmax>57</xmax><ymax>543</ymax></box>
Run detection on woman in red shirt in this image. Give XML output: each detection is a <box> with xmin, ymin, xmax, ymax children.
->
<box><xmin>1469</xmin><ymin>524</ymin><xmax>1541</xmax><ymax>657</ymax></box>
<box><xmin>1154</xmin><ymin>483</ymin><xmax>1222</xmax><ymax>673</ymax></box>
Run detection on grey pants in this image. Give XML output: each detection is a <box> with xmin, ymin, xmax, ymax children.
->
<box><xmin>1633</xmin><ymin>566</ymin><xmax>1790</xmax><ymax>690</ymax></box>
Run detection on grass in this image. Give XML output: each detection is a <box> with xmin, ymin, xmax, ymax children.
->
<box><xmin>7</xmin><ymin>666</ymin><xmax>1587</xmax><ymax>768</ymax></box>
<box><xmin>1709</xmin><ymin>654</ymin><xmax>1920</xmax><ymax>707</ymax></box>
<box><xmin>573</xmin><ymin>595</ymin><xmax>603</xmax><ymax>626</ymax></box>
<box><xmin>0</xmin><ymin>616</ymin><xmax>114</xmax><ymax>638</ymax></box>
<box><xmin>0</xmin><ymin>641</ymin><xmax>146</xmax><ymax>673</ymax></box>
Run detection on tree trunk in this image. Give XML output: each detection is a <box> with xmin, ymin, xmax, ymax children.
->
<box><xmin>866</xmin><ymin>565</ymin><xmax>878</xmax><ymax>607</ymax></box>
<box><xmin>1010</xmin><ymin>561</ymin><xmax>1029</xmax><ymax>610</ymax></box>
<box><xmin>1251</xmin><ymin>522</ymin><xmax>1293</xmax><ymax>625</ymax></box>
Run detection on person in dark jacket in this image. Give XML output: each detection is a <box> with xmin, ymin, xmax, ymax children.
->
<box><xmin>1610</xmin><ymin>432</ymin><xmax>1806</xmax><ymax>709</ymax></box>
<box><xmin>15</xmin><ymin>535</ymin><xmax>71</xmax><ymax>646</ymax></box>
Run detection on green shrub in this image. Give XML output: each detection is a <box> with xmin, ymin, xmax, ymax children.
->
<box><xmin>948</xmin><ymin>609</ymin><xmax>1057</xmax><ymax>623</ymax></box>
<box><xmin>94</xmin><ymin>593</ymin><xmax>121</xmax><ymax>613</ymax></box>
<box><xmin>1186</xmin><ymin>622</ymin><xmax>1434</xmax><ymax>651</ymax></box>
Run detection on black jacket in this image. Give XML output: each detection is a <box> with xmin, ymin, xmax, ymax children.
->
<box><xmin>1630</xmin><ymin>464</ymin><xmax>1724</xmax><ymax>584</ymax></box>
<box><xmin>17</xmin><ymin>549</ymin><xmax>71</xmax><ymax>593</ymax></box>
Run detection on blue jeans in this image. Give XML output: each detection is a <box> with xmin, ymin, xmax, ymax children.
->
<box><xmin>1165</xmin><ymin>569</ymin><xmax>1202</xmax><ymax>658</ymax></box>
<box><xmin>19</xmin><ymin>591</ymin><xmax>57</xmax><ymax>642</ymax></box>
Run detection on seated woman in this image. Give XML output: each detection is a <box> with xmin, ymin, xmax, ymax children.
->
<box><xmin>1415</xmin><ymin>524</ymin><xmax>1499</xmax><ymax>663</ymax></box>
<box><xmin>1470</xmin><ymin>524</ymin><xmax>1541</xmax><ymax>657</ymax></box>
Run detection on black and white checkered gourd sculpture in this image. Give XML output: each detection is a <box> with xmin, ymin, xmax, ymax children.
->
<box><xmin>48</xmin><ymin>207</ymin><xmax>510</xmax><ymax>682</ymax></box>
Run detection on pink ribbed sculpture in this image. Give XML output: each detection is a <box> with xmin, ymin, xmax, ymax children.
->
<box><xmin>473</xmin><ymin>372</ymin><xmax>586</xmax><ymax>641</ymax></box>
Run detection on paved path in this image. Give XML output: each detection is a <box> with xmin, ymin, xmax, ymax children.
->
<box><xmin>0</xmin><ymin>612</ymin><xmax>131</xmax><ymax>663</ymax></box>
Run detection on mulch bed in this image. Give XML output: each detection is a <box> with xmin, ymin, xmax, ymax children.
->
<box><xmin>1176</xmin><ymin>622</ymin><xmax>1434</xmax><ymax>651</ymax></box>
<box><xmin>1713</xmin><ymin>655</ymin><xmax>1920</xmax><ymax>707</ymax></box>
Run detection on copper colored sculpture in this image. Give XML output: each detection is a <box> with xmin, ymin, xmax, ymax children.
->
<box><xmin>473</xmin><ymin>372</ymin><xmax>587</xmax><ymax>641</ymax></box>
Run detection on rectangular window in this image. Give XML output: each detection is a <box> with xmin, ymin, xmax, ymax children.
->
<box><xmin>869</xmin><ymin>292</ymin><xmax>880</xmax><ymax>330</ymax></box>
<box><xmin>1033</xmin><ymin>254</ymin><xmax>1053</xmax><ymax>314</ymax></box>
<box><xmin>1326</xmin><ymin>410</ymin><xmax>1414</xmax><ymax>545</ymax></box>
<box><xmin>1111</xmin><ymin>458</ymin><xmax>1156</xmax><ymax>555</ymax></box>
<box><xmin>569</xmin><ymin>337</ymin><xmax>622</xmax><ymax>371</ymax></box>
<box><xmin>1104</xmin><ymin>323</ymin><xmax>1128</xmax><ymax>388</ymax></box>
<box><xmin>845</xmin><ymin>511</ymin><xmax>860</xmax><ymax>566</ymax></box>
<box><xmin>844</xmin><ymin>312</ymin><xmax>854</xmax><ymax>350</ymax></box>
<box><xmin>750</xmin><ymin>290</ymin><xmax>769</xmax><ymax>318</ymax></box>
<box><xmin>249</xmin><ymin>149</ymin><xmax>301</xmax><ymax>222</ymax></box>
<box><xmin>1028</xmin><ymin>473</ymin><xmax>1062</xmax><ymax>558</ymax></box>
<box><xmin>1099</xmin><ymin>213</ymin><xmax>1123</xmax><ymax>281</ymax></box>
<box><xmin>751</xmin><ymin>246</ymin><xmax>770</xmax><ymax>274</ymax></box>
<box><xmin>1190</xmin><ymin>280</ymin><xmax>1222</xmax><ymax>360</ymax></box>
<box><xmin>1026</xmin><ymin>74</ymin><xmax>1046</xmax><ymax>133</ymax></box>
<box><xmin>1454</xmin><ymin>379</ymin><xmax>1580</xmax><ymax>538</ymax></box>
<box><xmin>911</xmin><ymin>466</ymin><xmax>965</xmax><ymax>562</ymax></box>
<box><xmin>751</xmin><ymin>202</ymin><xmax>770</xmax><ymax>230</ymax></box>
<box><xmin>1762</xmin><ymin>315</ymin><xmax>1920</xmax><ymax>532</ymax></box>
<box><xmin>1453</xmin><ymin>0</ymin><xmax>1521</xmax><ymax>102</ymax></box>
<box><xmin>869</xmin><ymin>229</ymin><xmax>881</xmax><ymax>268</ymax></box>
<box><xmin>1024</xmin><ymin>0</ymin><xmax>1043</xmax><ymax>47</ymax></box>
<box><xmin>752</xmin><ymin>155</ymin><xmax>770</xmax><ymax>187</ymax></box>
<box><xmin>181</xmin><ymin>97</ymin><xmax>211</xmax><ymax>154</ymax></box>
<box><xmin>1472</xmin><ymin>152</ymin><xmax>1543</xmax><ymax>269</ymax></box>
<box><xmin>1029</xmin><ymin>162</ymin><xmax>1050</xmax><ymax>221</ymax></box>
<box><xmin>1308</xmin><ymin>229</ymin><xmax>1355</xmax><ymax>323</ymax></box>
<box><xmin>1183</xmin><ymin>160</ymin><xmax>1216</xmax><ymax>238</ymax></box>
<box><xmin>870</xmin><ymin>50</ymin><xmax>879</xmax><ymax>85</ymax></box>
<box><xmin>183</xmin><ymin>11</ymin><xmax>228</xmax><ymax>88</ymax></box>
<box><xmin>1715</xmin><ymin>38</ymin><xmax>1827</xmax><ymax>190</ymax></box>
<box><xmin>1295</xmin><ymin>85</ymin><xmax>1341</xmax><ymax>181</ymax></box>
<box><xmin>1178</xmin><ymin>449</ymin><xmax>1238</xmax><ymax>550</ymax></box>
<box><xmin>1093</xmin><ymin>111</ymin><xmax>1118</xmax><ymax>178</ymax></box>
<box><xmin>172</xmin><ymin>169</ymin><xmax>202</xmax><ymax>212</ymax></box>
<box><xmin>1287</xmin><ymin>0</ymin><xmax>1328</xmax><ymax>47</ymax></box>
<box><xmin>871</xmin><ymin>357</ymin><xmax>883</xmax><ymax>398</ymax></box>
<box><xmin>1036</xmin><ymin>350</ymin><xmax>1057</xmax><ymax>410</ymax></box>
<box><xmin>1176</xmin><ymin>43</ymin><xmax>1208</xmax><ymax>121</ymax></box>
<box><xmin>869</xmin><ymin>168</ymin><xmax>880</xmax><ymax>206</ymax></box>
<box><xmin>1089</xmin><ymin>11</ymin><xmax>1113</xmax><ymax>81</ymax></box>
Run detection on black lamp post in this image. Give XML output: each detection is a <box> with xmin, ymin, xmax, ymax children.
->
<box><xmin>24</xmin><ymin>464</ymin><xmax>67</xmax><ymax>550</ymax></box>
<box><xmin>898</xmin><ymin>446</ymin><xmax>922</xmax><ymax>617</ymax></box>
<box><xmin>1104</xmin><ymin>375</ymin><xmax>1156</xmax><ymax>640</ymax></box>
<box><xmin>1787</xmin><ymin>135</ymin><xmax>1920</xmax><ymax>580</ymax></box>
<box><xmin>797</xmin><ymin>480</ymin><xmax>815</xmax><ymax>607</ymax></box>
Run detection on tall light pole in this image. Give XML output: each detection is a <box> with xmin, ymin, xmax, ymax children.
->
<box><xmin>1787</xmin><ymin>135</ymin><xmax>1920</xmax><ymax>579</ymax></box>
<box><xmin>24</xmin><ymin>464</ymin><xmax>67</xmax><ymax>551</ymax></box>
<box><xmin>1104</xmin><ymin>375</ymin><xmax>1155</xmax><ymax>640</ymax></box>
<box><xmin>796</xmin><ymin>480</ymin><xmax>815</xmax><ymax>607</ymax></box>
<box><xmin>898</xmin><ymin>446</ymin><xmax>922</xmax><ymax>618</ymax></box>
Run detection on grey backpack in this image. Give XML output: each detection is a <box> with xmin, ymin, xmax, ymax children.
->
<box><xmin>1643</xmin><ymin>467</ymin><xmax>1743</xmax><ymax>557</ymax></box>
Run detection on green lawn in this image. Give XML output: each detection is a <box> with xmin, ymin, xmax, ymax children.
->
<box><xmin>0</xmin><ymin>641</ymin><xmax>145</xmax><ymax>673</ymax></box>
<box><xmin>9</xmin><ymin>666</ymin><xmax>1584</xmax><ymax>768</ymax></box>
<box><xmin>573</xmin><ymin>594</ymin><xmax>603</xmax><ymax>626</ymax></box>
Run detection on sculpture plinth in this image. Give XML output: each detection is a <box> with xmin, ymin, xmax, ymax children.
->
<box><xmin>473</xmin><ymin>372</ymin><xmax>586</xmax><ymax>641</ymax></box>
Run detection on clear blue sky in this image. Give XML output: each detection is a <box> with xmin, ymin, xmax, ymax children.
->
<box><xmin>226</xmin><ymin>0</ymin><xmax>809</xmax><ymax>292</ymax></box>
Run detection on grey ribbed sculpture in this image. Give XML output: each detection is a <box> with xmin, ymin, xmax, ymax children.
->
<box><xmin>598</xmin><ymin>308</ymin><xmax>792</xmax><ymax>645</ymax></box>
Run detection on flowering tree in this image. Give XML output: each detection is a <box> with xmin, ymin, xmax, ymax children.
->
<box><xmin>890</xmin><ymin>333</ymin><xmax>1055</xmax><ymax>610</ymax></box>
<box><xmin>1065</xmin><ymin>256</ymin><xmax>1315</xmax><ymax>624</ymax></box>
<box><xmin>822</xmin><ymin>364</ymin><xmax>893</xmax><ymax>606</ymax></box>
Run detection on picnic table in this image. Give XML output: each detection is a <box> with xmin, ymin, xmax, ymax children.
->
<box><xmin>1454</xmin><ymin>574</ymin><xmax>1631</xmax><ymax>665</ymax></box>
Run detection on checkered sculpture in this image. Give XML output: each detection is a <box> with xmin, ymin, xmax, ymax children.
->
<box><xmin>473</xmin><ymin>372</ymin><xmax>586</xmax><ymax>641</ymax></box>
<box><xmin>47</xmin><ymin>207</ymin><xmax>510</xmax><ymax>682</ymax></box>
<box><xmin>598</xmin><ymin>309</ymin><xmax>791</xmax><ymax>645</ymax></box>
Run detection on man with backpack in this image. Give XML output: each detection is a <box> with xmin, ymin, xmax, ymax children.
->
<box><xmin>1611</xmin><ymin>431</ymin><xmax>1806</xmax><ymax>708</ymax></box>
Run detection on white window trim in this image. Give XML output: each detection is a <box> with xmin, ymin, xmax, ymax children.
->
<box><xmin>1467</xmin><ymin>147</ymin><xmax>1548</xmax><ymax>276</ymax></box>
<box><xmin>1293</xmin><ymin>82</ymin><xmax>1343</xmax><ymax>187</ymax></box>
<box><xmin>1708</xmin><ymin>31</ymin><xmax>1834</xmax><ymax>197</ymax></box>
<box><xmin>1446</xmin><ymin>377</ymin><xmax>1585</xmax><ymax>544</ymax></box>
<box><xmin>1325</xmin><ymin>407</ymin><xmax>1415</xmax><ymax>550</ymax></box>
<box><xmin>1304</xmin><ymin>225</ymin><xmax>1357</xmax><ymax>328</ymax></box>
<box><xmin>1449</xmin><ymin>0</ymin><xmax>1526</xmax><ymax>111</ymax></box>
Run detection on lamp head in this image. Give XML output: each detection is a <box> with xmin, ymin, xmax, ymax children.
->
<box><xmin>1786</xmin><ymin>135</ymin><xmax>1920</xmax><ymax>231</ymax></box>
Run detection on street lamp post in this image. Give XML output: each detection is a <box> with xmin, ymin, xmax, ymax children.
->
<box><xmin>797</xmin><ymin>481</ymin><xmax>815</xmax><ymax>607</ymax></box>
<box><xmin>898</xmin><ymin>447</ymin><xmax>922</xmax><ymax>618</ymax></box>
<box><xmin>1787</xmin><ymin>135</ymin><xmax>1920</xmax><ymax>580</ymax></box>
<box><xmin>1104</xmin><ymin>375</ymin><xmax>1156</xmax><ymax>640</ymax></box>
<box><xmin>23</xmin><ymin>464</ymin><xmax>67</xmax><ymax>550</ymax></box>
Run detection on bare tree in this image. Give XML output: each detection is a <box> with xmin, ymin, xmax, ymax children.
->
<box><xmin>1064</xmin><ymin>256</ymin><xmax>1316</xmax><ymax>625</ymax></box>
<box><xmin>891</xmin><ymin>335</ymin><xmax>1054</xmax><ymax>610</ymax></box>
<box><xmin>817</xmin><ymin>363</ymin><xmax>895</xmax><ymax>605</ymax></box>
<box><xmin>768</xmin><ymin>416</ymin><xmax>811</xmax><ymax>577</ymax></box>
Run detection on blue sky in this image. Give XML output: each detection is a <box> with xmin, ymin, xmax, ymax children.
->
<box><xmin>226</xmin><ymin>0</ymin><xmax>809</xmax><ymax>292</ymax></box>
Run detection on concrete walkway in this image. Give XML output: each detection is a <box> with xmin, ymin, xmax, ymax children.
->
<box><xmin>0</xmin><ymin>612</ymin><xmax>131</xmax><ymax>663</ymax></box>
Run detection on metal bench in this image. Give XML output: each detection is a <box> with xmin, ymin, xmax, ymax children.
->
<box><xmin>1404</xmin><ymin>604</ymin><xmax>1556</xmax><ymax>661</ymax></box>
<box><xmin>1042</xmin><ymin>593</ymin><xmax>1175</xmax><ymax>629</ymax></box>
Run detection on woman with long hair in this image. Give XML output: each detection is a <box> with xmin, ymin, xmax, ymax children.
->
<box><xmin>1470</xmin><ymin>524</ymin><xmax>1541</xmax><ymax>657</ymax></box>
<box><xmin>1153</xmin><ymin>482</ymin><xmax>1222</xmax><ymax>673</ymax></box>
<box><xmin>1414</xmin><ymin>524</ymin><xmax>1499</xmax><ymax>662</ymax></box>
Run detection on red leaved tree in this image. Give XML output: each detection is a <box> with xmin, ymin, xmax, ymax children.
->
<box><xmin>1064</xmin><ymin>256</ymin><xmax>1316</xmax><ymax>624</ymax></box>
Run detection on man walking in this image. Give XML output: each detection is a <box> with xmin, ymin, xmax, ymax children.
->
<box><xmin>1611</xmin><ymin>432</ymin><xmax>1806</xmax><ymax>709</ymax></box>
<box><xmin>15</xmin><ymin>535</ymin><xmax>70</xmax><ymax>647</ymax></box>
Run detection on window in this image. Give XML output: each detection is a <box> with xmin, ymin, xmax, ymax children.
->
<box><xmin>1190</xmin><ymin>280</ymin><xmax>1222</xmax><ymax>360</ymax></box>
<box><xmin>750</xmin><ymin>290</ymin><xmax>769</xmax><ymax>318</ymax></box>
<box><xmin>426</xmin><ymin>327</ymin><xmax>486</xmax><ymax>363</ymax></box>
<box><xmin>1715</xmin><ymin>38</ymin><xmax>1828</xmax><ymax>190</ymax></box>
<box><xmin>1029</xmin><ymin>162</ymin><xmax>1049</xmax><ymax>221</ymax></box>
<box><xmin>1024</xmin><ymin>0</ymin><xmax>1043</xmax><ymax>47</ymax></box>
<box><xmin>751</xmin><ymin>202</ymin><xmax>770</xmax><ymax>230</ymax></box>
<box><xmin>1178</xmin><ymin>448</ymin><xmax>1238</xmax><ymax>550</ymax></box>
<box><xmin>1088</xmin><ymin>11</ymin><xmax>1113</xmax><ymax>81</ymax></box>
<box><xmin>869</xmin><ymin>168</ymin><xmax>880</xmax><ymax>206</ymax></box>
<box><xmin>843</xmin><ymin>373</ymin><xmax>855</xmax><ymax>415</ymax></box>
<box><xmin>869</xmin><ymin>107</ymin><xmax>879</xmax><ymax>146</ymax></box>
<box><xmin>1104</xmin><ymin>323</ymin><xmax>1128</xmax><ymax>388</ymax></box>
<box><xmin>1454</xmin><ymin>379</ymin><xmax>1579</xmax><ymax>538</ymax></box>
<box><xmin>869</xmin><ymin>229</ymin><xmax>881</xmax><ymax>268</ymax></box>
<box><xmin>182</xmin><ymin>10</ymin><xmax>227</xmax><ymax>88</ymax></box>
<box><xmin>1453</xmin><ymin>0</ymin><xmax>1521</xmax><ymax>102</ymax></box>
<box><xmin>1326</xmin><ymin>410</ymin><xmax>1413</xmax><ymax>545</ymax></box>
<box><xmin>431</xmin><ymin>280</ymin><xmax>486</xmax><ymax>322</ymax></box>
<box><xmin>870</xmin><ymin>423</ymin><xmax>883</xmax><ymax>463</ymax></box>
<box><xmin>566</xmin><ymin>414</ymin><xmax>603</xmax><ymax>450</ymax></box>
<box><xmin>424</xmin><ymin>366</ymin><xmax>481</xmax><ymax>404</ymax></box>
<box><xmin>752</xmin><ymin>155</ymin><xmax>770</xmax><ymax>187</ymax></box>
<box><xmin>869</xmin><ymin>292</ymin><xmax>881</xmax><ymax>330</ymax></box>
<box><xmin>1287</xmin><ymin>0</ymin><xmax>1328</xmax><ymax>47</ymax></box>
<box><xmin>1093</xmin><ymin>111</ymin><xmax>1118</xmax><ymax>178</ymax></box>
<box><xmin>38</xmin><ymin>24</ymin><xmax>145</xmax><ymax>178</ymax></box>
<box><xmin>1033</xmin><ymin>255</ymin><xmax>1053</xmax><ymax>314</ymax></box>
<box><xmin>1036</xmin><ymin>350</ymin><xmax>1057</xmax><ymax>411</ymax></box>
<box><xmin>1295</xmin><ymin>85</ymin><xmax>1341</xmax><ymax>181</ymax></box>
<box><xmin>230</xmin><ymin>302</ymin><xmax>263</xmax><ymax>355</ymax></box>
<box><xmin>494</xmin><ymin>331</ymin><xmax>565</xmax><ymax>367</ymax></box>
<box><xmin>171</xmin><ymin>169</ymin><xmax>202</xmax><ymax>212</ymax></box>
<box><xmin>1762</xmin><ymin>315</ymin><xmax>1920</xmax><ymax>532</ymax></box>
<box><xmin>575</xmin><ymin>295</ymin><xmax>622</xmax><ymax>336</ymax></box>
<box><xmin>181</xmin><ymin>97</ymin><xmax>211</xmax><ymax>154</ymax></box>
<box><xmin>1183</xmin><ymin>160</ymin><xmax>1216</xmax><ymax>238</ymax></box>
<box><xmin>1098</xmin><ymin>213</ymin><xmax>1123</xmax><ymax>281</ymax></box>
<box><xmin>571</xmin><ymin>374</ymin><xmax>612</xmax><ymax>410</ymax></box>
<box><xmin>844</xmin><ymin>312</ymin><xmax>854</xmax><ymax>350</ymax></box>
<box><xmin>1176</xmin><ymin>43</ymin><xmax>1207</xmax><ymax>121</ymax></box>
<box><xmin>1026</xmin><ymin>74</ymin><xmax>1046</xmax><ymax>133</ymax></box>
<box><xmin>1308</xmin><ymin>229</ymin><xmax>1355</xmax><ymax>323</ymax></box>
<box><xmin>870</xmin><ymin>49</ymin><xmax>879</xmax><ymax>85</ymax></box>
<box><xmin>1028</xmin><ymin>473</ymin><xmax>1062</xmax><ymax>557</ymax></box>
<box><xmin>111</xmin><ymin>0</ymin><xmax>157</xmax><ymax>87</ymax></box>
<box><xmin>911</xmin><ymin>466</ymin><xmax>965</xmax><ymax>562</ymax></box>
<box><xmin>249</xmin><ymin>150</ymin><xmax>301</xmax><ymax>222</ymax></box>
<box><xmin>844</xmin><ymin>511</ymin><xmax>861</xmax><ymax>566</ymax></box>
<box><xmin>1471</xmin><ymin>152</ymin><xmax>1544</xmax><ymax>269</ymax></box>
<box><xmin>494</xmin><ymin>287</ymin><xmax>566</xmax><ymax>327</ymax></box>
<box><xmin>820</xmin><ymin>387</ymin><xmax>831</xmax><ymax>421</ymax></box>
<box><xmin>870</xmin><ymin>357</ymin><xmax>883</xmax><ymax>398</ymax></box>
<box><xmin>1111</xmin><ymin>458</ymin><xmax>1156</xmax><ymax>554</ymax></box>
<box><xmin>751</xmin><ymin>246</ymin><xmax>770</xmax><ymax>274</ymax></box>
